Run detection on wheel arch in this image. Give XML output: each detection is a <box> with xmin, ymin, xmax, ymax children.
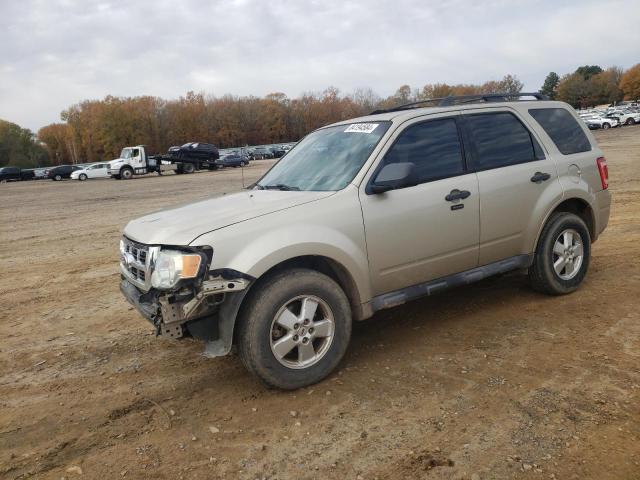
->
<box><xmin>533</xmin><ymin>197</ymin><xmax>596</xmax><ymax>252</ymax></box>
<box><xmin>240</xmin><ymin>254</ymin><xmax>366</xmax><ymax>324</ymax></box>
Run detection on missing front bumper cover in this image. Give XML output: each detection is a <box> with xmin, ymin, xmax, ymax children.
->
<box><xmin>121</xmin><ymin>276</ymin><xmax>250</xmax><ymax>348</ymax></box>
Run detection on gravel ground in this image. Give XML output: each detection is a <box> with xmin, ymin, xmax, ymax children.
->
<box><xmin>1</xmin><ymin>128</ymin><xmax>639</xmax><ymax>480</ymax></box>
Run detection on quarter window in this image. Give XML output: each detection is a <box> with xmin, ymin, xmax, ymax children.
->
<box><xmin>528</xmin><ymin>108</ymin><xmax>591</xmax><ymax>155</ymax></box>
<box><xmin>466</xmin><ymin>112</ymin><xmax>544</xmax><ymax>170</ymax></box>
<box><xmin>381</xmin><ymin>118</ymin><xmax>465</xmax><ymax>185</ymax></box>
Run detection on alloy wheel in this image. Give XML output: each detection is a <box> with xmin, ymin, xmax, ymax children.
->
<box><xmin>552</xmin><ymin>228</ymin><xmax>584</xmax><ymax>280</ymax></box>
<box><xmin>269</xmin><ymin>295</ymin><xmax>335</xmax><ymax>369</ymax></box>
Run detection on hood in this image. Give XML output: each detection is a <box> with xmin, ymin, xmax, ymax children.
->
<box><xmin>123</xmin><ymin>190</ymin><xmax>334</xmax><ymax>245</ymax></box>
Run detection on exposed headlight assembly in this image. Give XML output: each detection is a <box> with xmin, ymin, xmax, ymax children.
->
<box><xmin>150</xmin><ymin>250</ymin><xmax>203</xmax><ymax>290</ymax></box>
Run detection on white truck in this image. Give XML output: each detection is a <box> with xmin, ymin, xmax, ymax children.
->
<box><xmin>108</xmin><ymin>143</ymin><xmax>220</xmax><ymax>180</ymax></box>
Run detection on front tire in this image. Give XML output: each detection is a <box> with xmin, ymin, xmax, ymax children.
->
<box><xmin>602</xmin><ymin>122</ymin><xmax>610</xmax><ymax>130</ymax></box>
<box><xmin>182</xmin><ymin>163</ymin><xmax>195</xmax><ymax>174</ymax></box>
<box><xmin>237</xmin><ymin>269</ymin><xmax>352</xmax><ymax>389</ymax></box>
<box><xmin>120</xmin><ymin>167</ymin><xmax>133</xmax><ymax>180</ymax></box>
<box><xmin>528</xmin><ymin>212</ymin><xmax>591</xmax><ymax>295</ymax></box>
<box><xmin>79</xmin><ymin>173</ymin><xmax>87</xmax><ymax>181</ymax></box>
<box><xmin>54</xmin><ymin>174</ymin><xmax>62</xmax><ymax>181</ymax></box>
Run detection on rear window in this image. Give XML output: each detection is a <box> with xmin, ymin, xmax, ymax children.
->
<box><xmin>528</xmin><ymin>108</ymin><xmax>591</xmax><ymax>155</ymax></box>
<box><xmin>465</xmin><ymin>112</ymin><xmax>544</xmax><ymax>170</ymax></box>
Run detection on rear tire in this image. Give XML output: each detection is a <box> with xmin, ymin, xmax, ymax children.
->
<box><xmin>54</xmin><ymin>174</ymin><xmax>62</xmax><ymax>181</ymax></box>
<box><xmin>528</xmin><ymin>212</ymin><xmax>591</xmax><ymax>295</ymax></box>
<box><xmin>237</xmin><ymin>268</ymin><xmax>352</xmax><ymax>390</ymax></box>
<box><xmin>626</xmin><ymin>118</ymin><xmax>635</xmax><ymax>125</ymax></box>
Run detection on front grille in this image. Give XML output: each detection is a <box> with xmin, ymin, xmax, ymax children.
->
<box><xmin>120</xmin><ymin>237</ymin><xmax>158</xmax><ymax>291</ymax></box>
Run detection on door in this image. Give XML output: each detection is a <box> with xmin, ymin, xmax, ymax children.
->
<box><xmin>461</xmin><ymin>109</ymin><xmax>562</xmax><ymax>265</ymax></box>
<box><xmin>360</xmin><ymin>116</ymin><xmax>480</xmax><ymax>296</ymax></box>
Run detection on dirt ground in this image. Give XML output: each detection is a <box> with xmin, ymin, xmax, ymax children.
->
<box><xmin>1</xmin><ymin>128</ymin><xmax>639</xmax><ymax>480</ymax></box>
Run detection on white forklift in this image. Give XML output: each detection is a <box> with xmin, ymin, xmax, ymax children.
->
<box><xmin>108</xmin><ymin>143</ymin><xmax>219</xmax><ymax>179</ymax></box>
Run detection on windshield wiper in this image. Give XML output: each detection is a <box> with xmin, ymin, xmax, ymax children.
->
<box><xmin>262</xmin><ymin>183</ymin><xmax>300</xmax><ymax>191</ymax></box>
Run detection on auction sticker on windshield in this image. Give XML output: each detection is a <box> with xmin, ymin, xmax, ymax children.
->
<box><xmin>344</xmin><ymin>123</ymin><xmax>379</xmax><ymax>133</ymax></box>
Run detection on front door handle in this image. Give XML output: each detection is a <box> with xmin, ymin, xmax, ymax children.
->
<box><xmin>445</xmin><ymin>189</ymin><xmax>471</xmax><ymax>201</ymax></box>
<box><xmin>530</xmin><ymin>172</ymin><xmax>551</xmax><ymax>183</ymax></box>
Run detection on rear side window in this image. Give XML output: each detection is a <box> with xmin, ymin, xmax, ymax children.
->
<box><xmin>465</xmin><ymin>112</ymin><xmax>544</xmax><ymax>170</ymax></box>
<box><xmin>381</xmin><ymin>118</ymin><xmax>464</xmax><ymax>184</ymax></box>
<box><xmin>528</xmin><ymin>108</ymin><xmax>592</xmax><ymax>155</ymax></box>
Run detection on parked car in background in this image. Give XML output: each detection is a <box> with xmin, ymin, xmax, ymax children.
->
<box><xmin>605</xmin><ymin>110</ymin><xmax>640</xmax><ymax>126</ymax></box>
<box><xmin>20</xmin><ymin>169</ymin><xmax>35</xmax><ymax>181</ymax></box>
<box><xmin>271</xmin><ymin>146</ymin><xmax>286</xmax><ymax>158</ymax></box>
<box><xmin>582</xmin><ymin>115</ymin><xmax>618</xmax><ymax>130</ymax></box>
<box><xmin>167</xmin><ymin>143</ymin><xmax>220</xmax><ymax>166</ymax></box>
<box><xmin>215</xmin><ymin>154</ymin><xmax>249</xmax><ymax>168</ymax></box>
<box><xmin>33</xmin><ymin>168</ymin><xmax>48</xmax><ymax>180</ymax></box>
<box><xmin>0</xmin><ymin>166</ymin><xmax>21</xmax><ymax>182</ymax></box>
<box><xmin>71</xmin><ymin>162</ymin><xmax>110</xmax><ymax>181</ymax></box>
<box><xmin>252</xmin><ymin>147</ymin><xmax>273</xmax><ymax>159</ymax></box>
<box><xmin>46</xmin><ymin>165</ymin><xmax>82</xmax><ymax>181</ymax></box>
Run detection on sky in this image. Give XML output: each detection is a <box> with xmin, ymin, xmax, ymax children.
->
<box><xmin>1</xmin><ymin>0</ymin><xmax>639</xmax><ymax>132</ymax></box>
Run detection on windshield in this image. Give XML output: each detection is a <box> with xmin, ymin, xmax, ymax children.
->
<box><xmin>120</xmin><ymin>148</ymin><xmax>132</xmax><ymax>159</ymax></box>
<box><xmin>256</xmin><ymin>121</ymin><xmax>390</xmax><ymax>191</ymax></box>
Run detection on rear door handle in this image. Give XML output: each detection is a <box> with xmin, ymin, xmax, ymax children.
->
<box><xmin>445</xmin><ymin>189</ymin><xmax>471</xmax><ymax>201</ymax></box>
<box><xmin>530</xmin><ymin>172</ymin><xmax>551</xmax><ymax>183</ymax></box>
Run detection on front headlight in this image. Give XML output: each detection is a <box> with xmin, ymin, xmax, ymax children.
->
<box><xmin>150</xmin><ymin>250</ymin><xmax>203</xmax><ymax>290</ymax></box>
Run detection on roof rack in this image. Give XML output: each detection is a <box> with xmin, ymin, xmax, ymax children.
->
<box><xmin>370</xmin><ymin>92</ymin><xmax>549</xmax><ymax>115</ymax></box>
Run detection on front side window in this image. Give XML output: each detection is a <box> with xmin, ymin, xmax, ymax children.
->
<box><xmin>466</xmin><ymin>112</ymin><xmax>544</xmax><ymax>170</ymax></box>
<box><xmin>256</xmin><ymin>121</ymin><xmax>390</xmax><ymax>191</ymax></box>
<box><xmin>528</xmin><ymin>108</ymin><xmax>591</xmax><ymax>155</ymax></box>
<box><xmin>379</xmin><ymin>118</ymin><xmax>465</xmax><ymax>185</ymax></box>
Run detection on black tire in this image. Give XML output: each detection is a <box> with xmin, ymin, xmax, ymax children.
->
<box><xmin>240</xmin><ymin>161</ymin><xmax>247</xmax><ymax>167</ymax></box>
<box><xmin>120</xmin><ymin>167</ymin><xmax>133</xmax><ymax>180</ymax></box>
<box><xmin>602</xmin><ymin>122</ymin><xmax>610</xmax><ymax>130</ymax></box>
<box><xmin>113</xmin><ymin>175</ymin><xmax>121</xmax><ymax>180</ymax></box>
<box><xmin>54</xmin><ymin>174</ymin><xmax>62</xmax><ymax>181</ymax></box>
<box><xmin>237</xmin><ymin>268</ymin><xmax>352</xmax><ymax>390</ymax></box>
<box><xmin>528</xmin><ymin>212</ymin><xmax>591</xmax><ymax>295</ymax></box>
<box><xmin>182</xmin><ymin>163</ymin><xmax>195</xmax><ymax>174</ymax></box>
<box><xmin>625</xmin><ymin>118</ymin><xmax>635</xmax><ymax>125</ymax></box>
<box><xmin>79</xmin><ymin>173</ymin><xmax>87</xmax><ymax>181</ymax></box>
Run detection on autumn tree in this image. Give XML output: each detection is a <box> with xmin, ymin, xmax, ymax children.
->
<box><xmin>37</xmin><ymin>123</ymin><xmax>75</xmax><ymax>165</ymax></box>
<box><xmin>620</xmin><ymin>64</ymin><xmax>640</xmax><ymax>100</ymax></box>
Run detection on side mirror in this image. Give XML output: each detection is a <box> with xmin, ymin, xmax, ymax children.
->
<box><xmin>369</xmin><ymin>162</ymin><xmax>414</xmax><ymax>194</ymax></box>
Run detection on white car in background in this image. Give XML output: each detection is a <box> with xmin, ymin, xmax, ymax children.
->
<box><xmin>581</xmin><ymin>114</ymin><xmax>618</xmax><ymax>130</ymax></box>
<box><xmin>606</xmin><ymin>110</ymin><xmax>640</xmax><ymax>126</ymax></box>
<box><xmin>70</xmin><ymin>162</ymin><xmax>111</xmax><ymax>181</ymax></box>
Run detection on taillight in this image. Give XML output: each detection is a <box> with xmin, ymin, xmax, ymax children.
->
<box><xmin>596</xmin><ymin>157</ymin><xmax>608</xmax><ymax>190</ymax></box>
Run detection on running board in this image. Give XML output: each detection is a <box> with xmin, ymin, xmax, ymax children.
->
<box><xmin>370</xmin><ymin>254</ymin><xmax>532</xmax><ymax>312</ymax></box>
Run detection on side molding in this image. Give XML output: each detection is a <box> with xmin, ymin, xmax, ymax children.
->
<box><xmin>370</xmin><ymin>254</ymin><xmax>532</xmax><ymax>312</ymax></box>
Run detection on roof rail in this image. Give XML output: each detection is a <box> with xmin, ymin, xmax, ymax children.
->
<box><xmin>370</xmin><ymin>92</ymin><xmax>549</xmax><ymax>115</ymax></box>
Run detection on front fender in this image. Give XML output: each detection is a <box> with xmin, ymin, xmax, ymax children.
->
<box><xmin>192</xmin><ymin>187</ymin><xmax>373</xmax><ymax>305</ymax></box>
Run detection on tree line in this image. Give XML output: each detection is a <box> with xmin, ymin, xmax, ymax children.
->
<box><xmin>33</xmin><ymin>74</ymin><xmax>526</xmax><ymax>166</ymax></box>
<box><xmin>1</xmin><ymin>65</ymin><xmax>638</xmax><ymax>168</ymax></box>
<box><xmin>541</xmin><ymin>63</ymin><xmax>640</xmax><ymax>108</ymax></box>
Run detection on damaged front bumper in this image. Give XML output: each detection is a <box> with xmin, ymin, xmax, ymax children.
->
<box><xmin>120</xmin><ymin>275</ymin><xmax>251</xmax><ymax>357</ymax></box>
